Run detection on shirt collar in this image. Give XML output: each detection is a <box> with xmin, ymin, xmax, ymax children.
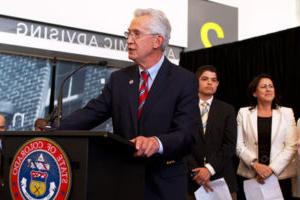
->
<box><xmin>200</xmin><ymin>96</ymin><xmax>214</xmax><ymax>106</ymax></box>
<box><xmin>139</xmin><ymin>55</ymin><xmax>164</xmax><ymax>80</ymax></box>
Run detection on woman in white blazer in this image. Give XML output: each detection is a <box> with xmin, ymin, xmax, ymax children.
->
<box><xmin>236</xmin><ymin>74</ymin><xmax>297</xmax><ymax>199</ymax></box>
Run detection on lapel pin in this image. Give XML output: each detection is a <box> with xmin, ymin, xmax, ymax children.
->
<box><xmin>129</xmin><ymin>80</ymin><xmax>134</xmax><ymax>84</ymax></box>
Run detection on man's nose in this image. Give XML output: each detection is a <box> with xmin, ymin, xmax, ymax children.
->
<box><xmin>127</xmin><ymin>36</ymin><xmax>134</xmax><ymax>44</ymax></box>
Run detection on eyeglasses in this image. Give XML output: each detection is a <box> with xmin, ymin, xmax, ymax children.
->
<box><xmin>124</xmin><ymin>30</ymin><xmax>157</xmax><ymax>40</ymax></box>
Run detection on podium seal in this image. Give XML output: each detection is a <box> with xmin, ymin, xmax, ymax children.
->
<box><xmin>9</xmin><ymin>137</ymin><xmax>71</xmax><ymax>200</ymax></box>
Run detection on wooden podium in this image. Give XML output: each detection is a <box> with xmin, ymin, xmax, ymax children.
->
<box><xmin>0</xmin><ymin>131</ymin><xmax>144</xmax><ymax>200</ymax></box>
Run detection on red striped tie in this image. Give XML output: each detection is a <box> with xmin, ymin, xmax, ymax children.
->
<box><xmin>138</xmin><ymin>71</ymin><xmax>149</xmax><ymax>119</ymax></box>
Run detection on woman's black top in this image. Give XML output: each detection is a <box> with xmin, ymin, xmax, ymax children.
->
<box><xmin>257</xmin><ymin>116</ymin><xmax>272</xmax><ymax>165</ymax></box>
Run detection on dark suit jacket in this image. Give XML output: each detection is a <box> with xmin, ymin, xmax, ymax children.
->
<box><xmin>60</xmin><ymin>58</ymin><xmax>200</xmax><ymax>200</ymax></box>
<box><xmin>186</xmin><ymin>99</ymin><xmax>237</xmax><ymax>193</ymax></box>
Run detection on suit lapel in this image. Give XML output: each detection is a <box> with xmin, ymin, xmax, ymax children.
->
<box><xmin>127</xmin><ymin>66</ymin><xmax>140</xmax><ymax>135</ymax></box>
<box><xmin>249</xmin><ymin>108</ymin><xmax>258</xmax><ymax>142</ymax></box>
<box><xmin>271</xmin><ymin>109</ymin><xmax>281</xmax><ymax>143</ymax></box>
<box><xmin>140</xmin><ymin>59</ymin><xmax>171</xmax><ymax>121</ymax></box>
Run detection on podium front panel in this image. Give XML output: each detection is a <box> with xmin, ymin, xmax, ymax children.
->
<box><xmin>0</xmin><ymin>131</ymin><xmax>144</xmax><ymax>200</ymax></box>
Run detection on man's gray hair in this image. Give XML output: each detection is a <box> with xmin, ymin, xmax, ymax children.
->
<box><xmin>134</xmin><ymin>8</ymin><xmax>171</xmax><ymax>51</ymax></box>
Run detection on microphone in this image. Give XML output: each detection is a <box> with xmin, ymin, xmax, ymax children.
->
<box><xmin>48</xmin><ymin>61</ymin><xmax>108</xmax><ymax>128</ymax></box>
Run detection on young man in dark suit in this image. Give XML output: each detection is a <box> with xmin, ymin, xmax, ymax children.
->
<box><xmin>59</xmin><ymin>8</ymin><xmax>199</xmax><ymax>200</ymax></box>
<box><xmin>186</xmin><ymin>65</ymin><xmax>237</xmax><ymax>200</ymax></box>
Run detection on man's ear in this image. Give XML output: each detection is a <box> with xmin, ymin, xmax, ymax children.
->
<box><xmin>153</xmin><ymin>35</ymin><xmax>164</xmax><ymax>49</ymax></box>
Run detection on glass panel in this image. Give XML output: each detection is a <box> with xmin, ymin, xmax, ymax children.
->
<box><xmin>0</xmin><ymin>52</ymin><xmax>118</xmax><ymax>132</ymax></box>
<box><xmin>0</xmin><ymin>53</ymin><xmax>51</xmax><ymax>130</ymax></box>
<box><xmin>52</xmin><ymin>60</ymin><xmax>118</xmax><ymax>132</ymax></box>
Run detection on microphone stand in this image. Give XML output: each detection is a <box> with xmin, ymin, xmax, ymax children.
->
<box><xmin>48</xmin><ymin>61</ymin><xmax>108</xmax><ymax>129</ymax></box>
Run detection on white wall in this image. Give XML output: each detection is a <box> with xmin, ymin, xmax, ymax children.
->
<box><xmin>0</xmin><ymin>0</ymin><xmax>187</xmax><ymax>47</ymax></box>
<box><xmin>2</xmin><ymin>0</ymin><xmax>299</xmax><ymax>50</ymax></box>
<box><xmin>210</xmin><ymin>0</ymin><xmax>300</xmax><ymax>40</ymax></box>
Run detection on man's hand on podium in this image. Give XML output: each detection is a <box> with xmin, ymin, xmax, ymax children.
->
<box><xmin>130</xmin><ymin>136</ymin><xmax>159</xmax><ymax>157</ymax></box>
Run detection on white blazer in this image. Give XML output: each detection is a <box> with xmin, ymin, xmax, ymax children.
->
<box><xmin>236</xmin><ymin>106</ymin><xmax>297</xmax><ymax>180</ymax></box>
<box><xmin>292</xmin><ymin>119</ymin><xmax>300</xmax><ymax>197</ymax></box>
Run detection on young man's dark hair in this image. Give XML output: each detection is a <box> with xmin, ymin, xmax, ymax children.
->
<box><xmin>195</xmin><ymin>65</ymin><xmax>218</xmax><ymax>80</ymax></box>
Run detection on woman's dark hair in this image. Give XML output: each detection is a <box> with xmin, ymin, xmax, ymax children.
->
<box><xmin>248</xmin><ymin>73</ymin><xmax>280</xmax><ymax>110</ymax></box>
